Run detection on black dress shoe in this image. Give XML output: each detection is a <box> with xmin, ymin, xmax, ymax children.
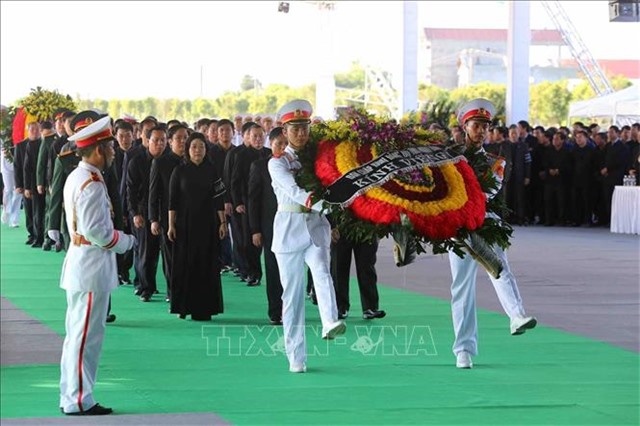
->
<box><xmin>54</xmin><ymin>241</ymin><xmax>64</xmax><ymax>252</ymax></box>
<box><xmin>42</xmin><ymin>239</ymin><xmax>53</xmax><ymax>251</ymax></box>
<box><xmin>338</xmin><ymin>310</ymin><xmax>349</xmax><ymax>320</ymax></box>
<box><xmin>25</xmin><ymin>236</ymin><xmax>36</xmax><ymax>245</ymax></box>
<box><xmin>269</xmin><ymin>318</ymin><xmax>283</xmax><ymax>325</ymax></box>
<box><xmin>363</xmin><ymin>309</ymin><xmax>386</xmax><ymax>320</ymax></box>
<box><xmin>65</xmin><ymin>403</ymin><xmax>113</xmax><ymax>416</ymax></box>
<box><xmin>31</xmin><ymin>240</ymin><xmax>44</xmax><ymax>248</ymax></box>
<box><xmin>106</xmin><ymin>314</ymin><xmax>116</xmax><ymax>323</ymax></box>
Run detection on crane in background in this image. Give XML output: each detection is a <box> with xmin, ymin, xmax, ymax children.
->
<box><xmin>541</xmin><ymin>0</ymin><xmax>615</xmax><ymax>96</ymax></box>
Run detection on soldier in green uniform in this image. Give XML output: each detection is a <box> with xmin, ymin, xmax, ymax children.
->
<box><xmin>37</xmin><ymin>120</ymin><xmax>58</xmax><ymax>251</ymax></box>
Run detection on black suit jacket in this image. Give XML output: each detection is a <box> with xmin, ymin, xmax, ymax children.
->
<box><xmin>231</xmin><ymin>146</ymin><xmax>271</xmax><ymax>208</ymax></box>
<box><xmin>604</xmin><ymin>140</ymin><xmax>630</xmax><ymax>186</ymax></box>
<box><xmin>126</xmin><ymin>149</ymin><xmax>153</xmax><ymax>218</ymax></box>
<box><xmin>149</xmin><ymin>151</ymin><xmax>182</xmax><ymax>229</ymax></box>
<box><xmin>247</xmin><ymin>157</ymin><xmax>277</xmax><ymax>239</ymax></box>
<box><xmin>23</xmin><ymin>138</ymin><xmax>42</xmax><ymax>191</ymax></box>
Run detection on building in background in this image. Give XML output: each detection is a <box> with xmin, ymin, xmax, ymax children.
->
<box><xmin>421</xmin><ymin>27</ymin><xmax>640</xmax><ymax>89</ymax></box>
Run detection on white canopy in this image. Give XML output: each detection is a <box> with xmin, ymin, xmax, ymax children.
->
<box><xmin>568</xmin><ymin>85</ymin><xmax>640</xmax><ymax>126</ymax></box>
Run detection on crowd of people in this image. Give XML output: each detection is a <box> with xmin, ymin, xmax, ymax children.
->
<box><xmin>0</xmin><ymin>107</ymin><xmax>387</xmax><ymax>325</ymax></box>
<box><xmin>470</xmin><ymin>121</ymin><xmax>640</xmax><ymax>228</ymax></box>
<box><xmin>0</xmin><ymin>98</ymin><xmax>637</xmax><ymax>415</ymax></box>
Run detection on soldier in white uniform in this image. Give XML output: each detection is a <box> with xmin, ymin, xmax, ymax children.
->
<box><xmin>59</xmin><ymin>116</ymin><xmax>135</xmax><ymax>415</ymax></box>
<box><xmin>450</xmin><ymin>99</ymin><xmax>537</xmax><ymax>369</ymax></box>
<box><xmin>268</xmin><ymin>99</ymin><xmax>346</xmax><ymax>373</ymax></box>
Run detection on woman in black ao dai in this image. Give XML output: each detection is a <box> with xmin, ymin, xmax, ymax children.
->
<box><xmin>167</xmin><ymin>133</ymin><xmax>227</xmax><ymax>321</ymax></box>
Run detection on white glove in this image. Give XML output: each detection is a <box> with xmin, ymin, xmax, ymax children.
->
<box><xmin>126</xmin><ymin>235</ymin><xmax>137</xmax><ymax>251</ymax></box>
<box><xmin>48</xmin><ymin>230</ymin><xmax>60</xmax><ymax>243</ymax></box>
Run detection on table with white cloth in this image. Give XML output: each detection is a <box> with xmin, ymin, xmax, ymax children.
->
<box><xmin>611</xmin><ymin>186</ymin><xmax>640</xmax><ymax>235</ymax></box>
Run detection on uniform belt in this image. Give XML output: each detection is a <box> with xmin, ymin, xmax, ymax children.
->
<box><xmin>278</xmin><ymin>204</ymin><xmax>311</xmax><ymax>213</ymax></box>
<box><xmin>72</xmin><ymin>233</ymin><xmax>91</xmax><ymax>246</ymax></box>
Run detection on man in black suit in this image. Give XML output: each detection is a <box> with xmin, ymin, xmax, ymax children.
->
<box><xmin>248</xmin><ymin>127</ymin><xmax>285</xmax><ymax>324</ymax></box>
<box><xmin>600</xmin><ymin>125</ymin><xmax>631</xmax><ymax>225</ymax></box>
<box><xmin>22</xmin><ymin>122</ymin><xmax>46</xmax><ymax>246</ymax></box>
<box><xmin>232</xmin><ymin>123</ymin><xmax>271</xmax><ymax>286</ymax></box>
<box><xmin>208</xmin><ymin>119</ymin><xmax>235</xmax><ymax>271</ymax></box>
<box><xmin>149</xmin><ymin>124</ymin><xmax>187</xmax><ymax>302</ymax></box>
<box><xmin>127</xmin><ymin>125</ymin><xmax>166</xmax><ymax>301</ymax></box>
<box><xmin>13</xmin><ymin>123</ymin><xmax>40</xmax><ymax>245</ymax></box>
<box><xmin>223</xmin><ymin>122</ymin><xmax>254</xmax><ymax>282</ymax></box>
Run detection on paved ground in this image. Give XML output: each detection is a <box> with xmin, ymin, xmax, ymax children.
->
<box><xmin>1</xmin><ymin>224</ymin><xmax>637</xmax><ymax>425</ymax></box>
<box><xmin>374</xmin><ymin>225</ymin><xmax>639</xmax><ymax>352</ymax></box>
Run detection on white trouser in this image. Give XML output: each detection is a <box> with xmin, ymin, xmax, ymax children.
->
<box><xmin>448</xmin><ymin>246</ymin><xmax>526</xmax><ymax>356</ymax></box>
<box><xmin>1</xmin><ymin>171</ymin><xmax>22</xmax><ymax>226</ymax></box>
<box><xmin>60</xmin><ymin>290</ymin><xmax>110</xmax><ymax>413</ymax></box>
<box><xmin>275</xmin><ymin>244</ymin><xmax>339</xmax><ymax>367</ymax></box>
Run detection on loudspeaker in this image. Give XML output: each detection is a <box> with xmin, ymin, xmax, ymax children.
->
<box><xmin>609</xmin><ymin>1</ymin><xmax>639</xmax><ymax>22</ymax></box>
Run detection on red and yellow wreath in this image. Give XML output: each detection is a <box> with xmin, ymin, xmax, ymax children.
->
<box><xmin>295</xmin><ymin>108</ymin><xmax>512</xmax><ymax>259</ymax></box>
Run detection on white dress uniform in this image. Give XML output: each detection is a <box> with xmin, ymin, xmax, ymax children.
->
<box><xmin>269</xmin><ymin>144</ymin><xmax>343</xmax><ymax>370</ymax></box>
<box><xmin>59</xmin><ymin>118</ymin><xmax>135</xmax><ymax>414</ymax></box>
<box><xmin>1</xmin><ymin>142</ymin><xmax>22</xmax><ymax>227</ymax></box>
<box><xmin>449</xmin><ymin>99</ymin><xmax>535</xmax><ymax>368</ymax></box>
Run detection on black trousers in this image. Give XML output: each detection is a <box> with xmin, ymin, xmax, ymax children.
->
<box><xmin>26</xmin><ymin>193</ymin><xmax>46</xmax><ymax>242</ymax></box>
<box><xmin>262</xmin><ymin>228</ymin><xmax>283</xmax><ymax>320</ymax></box>
<box><xmin>159</xmin><ymin>232</ymin><xmax>173</xmax><ymax>297</ymax></box>
<box><xmin>23</xmin><ymin>196</ymin><xmax>34</xmax><ymax>239</ymax></box>
<box><xmin>572</xmin><ymin>185</ymin><xmax>593</xmax><ymax>225</ymax></box>
<box><xmin>117</xmin><ymin>218</ymin><xmax>133</xmax><ymax>281</ymax></box>
<box><xmin>507</xmin><ymin>179</ymin><xmax>528</xmax><ymax>224</ymax></box>
<box><xmin>601</xmin><ymin>183</ymin><xmax>615</xmax><ymax>225</ymax></box>
<box><xmin>331</xmin><ymin>238</ymin><xmax>380</xmax><ymax>313</ymax></box>
<box><xmin>229</xmin><ymin>212</ymin><xmax>247</xmax><ymax>275</ymax></box>
<box><xmin>544</xmin><ymin>183</ymin><xmax>566</xmax><ymax>225</ymax></box>
<box><xmin>135</xmin><ymin>221</ymin><xmax>160</xmax><ymax>296</ymax></box>
<box><xmin>240</xmin><ymin>212</ymin><xmax>262</xmax><ymax>281</ymax></box>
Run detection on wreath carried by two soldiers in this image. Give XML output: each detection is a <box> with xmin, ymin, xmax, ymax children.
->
<box><xmin>294</xmin><ymin>107</ymin><xmax>512</xmax><ymax>275</ymax></box>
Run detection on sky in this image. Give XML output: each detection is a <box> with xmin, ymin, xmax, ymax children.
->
<box><xmin>1</xmin><ymin>0</ymin><xmax>639</xmax><ymax>106</ymax></box>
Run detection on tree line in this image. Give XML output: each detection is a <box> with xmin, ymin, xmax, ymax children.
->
<box><xmin>71</xmin><ymin>62</ymin><xmax>631</xmax><ymax>127</ymax></box>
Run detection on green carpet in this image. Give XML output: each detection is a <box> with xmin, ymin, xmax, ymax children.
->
<box><xmin>1</xmin><ymin>223</ymin><xmax>638</xmax><ymax>425</ymax></box>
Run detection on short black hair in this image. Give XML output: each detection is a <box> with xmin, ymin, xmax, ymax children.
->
<box><xmin>167</xmin><ymin>119</ymin><xmax>182</xmax><ymax>129</ymax></box>
<box><xmin>168</xmin><ymin>124</ymin><xmax>188</xmax><ymax>139</ymax></box>
<box><xmin>115</xmin><ymin>121</ymin><xmax>134</xmax><ymax>133</ymax></box>
<box><xmin>184</xmin><ymin>132</ymin><xmax>207</xmax><ymax>161</ymax></box>
<box><xmin>146</xmin><ymin>125</ymin><xmax>167</xmax><ymax>140</ymax></box>
<box><xmin>217</xmin><ymin>118</ymin><xmax>234</xmax><ymax>131</ymax></box>
<box><xmin>241</xmin><ymin>121</ymin><xmax>260</xmax><ymax>135</ymax></box>
<box><xmin>554</xmin><ymin>131</ymin><xmax>567</xmax><ymax>141</ymax></box>
<box><xmin>196</xmin><ymin>118</ymin><xmax>211</xmax><ymax>128</ymax></box>
<box><xmin>543</xmin><ymin>129</ymin><xmax>556</xmax><ymax>140</ymax></box>
<box><xmin>517</xmin><ymin>120</ymin><xmax>530</xmax><ymax>130</ymax></box>
<box><xmin>609</xmin><ymin>125</ymin><xmax>620</xmax><ymax>133</ymax></box>
<box><xmin>494</xmin><ymin>126</ymin><xmax>508</xmax><ymax>138</ymax></box>
<box><xmin>40</xmin><ymin>121</ymin><xmax>53</xmax><ymax>130</ymax></box>
<box><xmin>269</xmin><ymin>126</ymin><xmax>284</xmax><ymax>140</ymax></box>
<box><xmin>621</xmin><ymin>125</ymin><xmax>631</xmax><ymax>131</ymax></box>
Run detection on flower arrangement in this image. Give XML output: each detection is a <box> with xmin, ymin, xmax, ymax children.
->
<box><xmin>20</xmin><ymin>87</ymin><xmax>76</xmax><ymax>122</ymax></box>
<box><xmin>296</xmin><ymin>108</ymin><xmax>512</xmax><ymax>260</ymax></box>
<box><xmin>7</xmin><ymin>87</ymin><xmax>77</xmax><ymax>149</ymax></box>
<box><xmin>0</xmin><ymin>105</ymin><xmax>17</xmax><ymax>163</ymax></box>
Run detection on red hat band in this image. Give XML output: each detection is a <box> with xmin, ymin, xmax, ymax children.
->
<box><xmin>461</xmin><ymin>108</ymin><xmax>492</xmax><ymax>124</ymax></box>
<box><xmin>281</xmin><ymin>109</ymin><xmax>311</xmax><ymax>124</ymax></box>
<box><xmin>76</xmin><ymin>129</ymin><xmax>113</xmax><ymax>148</ymax></box>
